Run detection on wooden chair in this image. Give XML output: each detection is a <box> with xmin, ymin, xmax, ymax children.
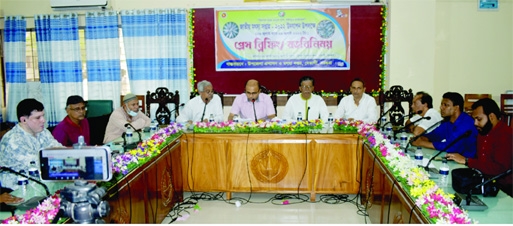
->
<box><xmin>120</xmin><ymin>94</ymin><xmax>147</xmax><ymax>116</ymax></box>
<box><xmin>464</xmin><ymin>94</ymin><xmax>492</xmax><ymax>114</ymax></box>
<box><xmin>189</xmin><ymin>90</ymin><xmax>225</xmax><ymax>107</ymax></box>
<box><xmin>500</xmin><ymin>94</ymin><xmax>513</xmax><ymax>126</ymax></box>
<box><xmin>379</xmin><ymin>86</ymin><xmax>413</xmax><ymax>127</ymax></box>
<box><xmin>146</xmin><ymin>87</ymin><xmax>180</xmax><ymax>125</ymax></box>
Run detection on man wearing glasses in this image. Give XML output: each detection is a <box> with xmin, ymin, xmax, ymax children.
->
<box><xmin>228</xmin><ymin>79</ymin><xmax>276</xmax><ymax>122</ymax></box>
<box><xmin>176</xmin><ymin>80</ymin><xmax>224</xmax><ymax>124</ymax></box>
<box><xmin>283</xmin><ymin>76</ymin><xmax>329</xmax><ymax>122</ymax></box>
<box><xmin>52</xmin><ymin>95</ymin><xmax>90</xmax><ymax>146</ymax></box>
<box><xmin>334</xmin><ymin>78</ymin><xmax>378</xmax><ymax>124</ymax></box>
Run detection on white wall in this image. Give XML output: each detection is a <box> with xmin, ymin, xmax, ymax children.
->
<box><xmin>1</xmin><ymin>0</ymin><xmax>512</xmax><ymax>114</ymax></box>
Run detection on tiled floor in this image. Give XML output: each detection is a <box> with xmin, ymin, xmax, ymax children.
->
<box><xmin>161</xmin><ymin>192</ymin><xmax>371</xmax><ymax>224</ymax></box>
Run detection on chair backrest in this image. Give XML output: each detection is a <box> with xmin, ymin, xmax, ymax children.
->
<box><xmin>379</xmin><ymin>86</ymin><xmax>413</xmax><ymax>127</ymax></box>
<box><xmin>500</xmin><ymin>94</ymin><xmax>513</xmax><ymax>114</ymax></box>
<box><xmin>464</xmin><ymin>94</ymin><xmax>492</xmax><ymax>114</ymax></box>
<box><xmin>86</xmin><ymin>100</ymin><xmax>113</xmax><ymax>118</ymax></box>
<box><xmin>147</xmin><ymin>87</ymin><xmax>180</xmax><ymax>125</ymax></box>
<box><xmin>88</xmin><ymin>113</ymin><xmax>111</xmax><ymax>145</ymax></box>
<box><xmin>190</xmin><ymin>91</ymin><xmax>225</xmax><ymax>107</ymax></box>
<box><xmin>120</xmin><ymin>95</ymin><xmax>147</xmax><ymax>116</ymax></box>
<box><xmin>260</xmin><ymin>85</ymin><xmax>277</xmax><ymax>113</ymax></box>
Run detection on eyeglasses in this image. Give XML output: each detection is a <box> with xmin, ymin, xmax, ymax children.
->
<box><xmin>69</xmin><ymin>106</ymin><xmax>87</xmax><ymax>112</ymax></box>
<box><xmin>203</xmin><ymin>90</ymin><xmax>214</xmax><ymax>94</ymax></box>
<box><xmin>301</xmin><ymin>85</ymin><xmax>313</xmax><ymax>89</ymax></box>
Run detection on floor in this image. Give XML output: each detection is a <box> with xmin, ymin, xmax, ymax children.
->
<box><xmin>161</xmin><ymin>192</ymin><xmax>371</xmax><ymax>224</ymax></box>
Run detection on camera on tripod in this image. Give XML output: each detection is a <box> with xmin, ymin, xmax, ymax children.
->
<box><xmin>39</xmin><ymin>146</ymin><xmax>113</xmax><ymax>224</ymax></box>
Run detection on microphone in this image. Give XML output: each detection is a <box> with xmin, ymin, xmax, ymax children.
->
<box><xmin>405</xmin><ymin>119</ymin><xmax>444</xmax><ymax>154</ymax></box>
<box><xmin>200</xmin><ymin>98</ymin><xmax>208</xmax><ymax>122</ymax></box>
<box><xmin>124</xmin><ymin>123</ymin><xmax>142</xmax><ymax>143</ymax></box>
<box><xmin>0</xmin><ymin>166</ymin><xmax>51</xmax><ymax>197</ymax></box>
<box><xmin>252</xmin><ymin>99</ymin><xmax>257</xmax><ymax>123</ymax></box>
<box><xmin>423</xmin><ymin>130</ymin><xmax>472</xmax><ymax>175</ymax></box>
<box><xmin>377</xmin><ymin>104</ymin><xmax>395</xmax><ymax>128</ymax></box>
<box><xmin>455</xmin><ymin>168</ymin><xmax>512</xmax><ymax>211</ymax></box>
<box><xmin>306</xmin><ymin>106</ymin><xmax>310</xmax><ymax>121</ymax></box>
<box><xmin>401</xmin><ymin>116</ymin><xmax>432</xmax><ymax>132</ymax></box>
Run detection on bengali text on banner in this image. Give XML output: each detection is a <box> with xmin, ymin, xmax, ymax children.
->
<box><xmin>215</xmin><ymin>7</ymin><xmax>351</xmax><ymax>71</ymax></box>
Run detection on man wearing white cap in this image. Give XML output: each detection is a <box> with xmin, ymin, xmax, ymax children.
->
<box><xmin>103</xmin><ymin>93</ymin><xmax>151</xmax><ymax>143</ymax></box>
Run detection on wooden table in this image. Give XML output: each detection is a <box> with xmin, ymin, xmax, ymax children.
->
<box><xmin>179</xmin><ymin>132</ymin><xmax>362</xmax><ymax>201</ymax></box>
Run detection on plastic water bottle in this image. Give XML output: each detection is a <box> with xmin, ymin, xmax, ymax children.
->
<box><xmin>73</xmin><ymin>135</ymin><xmax>86</xmax><ymax>149</ymax></box>
<box><xmin>126</xmin><ymin>127</ymin><xmax>133</xmax><ymax>143</ymax></box>
<box><xmin>28</xmin><ymin>161</ymin><xmax>40</xmax><ymax>179</ymax></box>
<box><xmin>150</xmin><ymin>119</ymin><xmax>158</xmax><ymax>133</ymax></box>
<box><xmin>414</xmin><ymin>147</ymin><xmax>423</xmax><ymax>166</ymax></box>
<box><xmin>327</xmin><ymin>113</ymin><xmax>334</xmax><ymax>127</ymax></box>
<box><xmin>209</xmin><ymin>114</ymin><xmax>215</xmax><ymax>123</ymax></box>
<box><xmin>439</xmin><ymin>159</ymin><xmax>450</xmax><ymax>187</ymax></box>
<box><xmin>385</xmin><ymin>126</ymin><xmax>393</xmax><ymax>139</ymax></box>
<box><xmin>17</xmin><ymin>170</ymin><xmax>29</xmax><ymax>196</ymax></box>
<box><xmin>380</xmin><ymin>116</ymin><xmax>387</xmax><ymax>131</ymax></box>
<box><xmin>400</xmin><ymin>133</ymin><xmax>408</xmax><ymax>148</ymax></box>
<box><xmin>297</xmin><ymin>112</ymin><xmax>303</xmax><ymax>121</ymax></box>
<box><xmin>233</xmin><ymin>114</ymin><xmax>239</xmax><ymax>123</ymax></box>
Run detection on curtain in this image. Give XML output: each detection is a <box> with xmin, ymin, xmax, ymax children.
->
<box><xmin>85</xmin><ymin>11</ymin><xmax>121</xmax><ymax>107</ymax></box>
<box><xmin>35</xmin><ymin>13</ymin><xmax>83</xmax><ymax>126</ymax></box>
<box><xmin>3</xmin><ymin>16</ymin><xmax>27</xmax><ymax>124</ymax></box>
<box><xmin>120</xmin><ymin>8</ymin><xmax>189</xmax><ymax>118</ymax></box>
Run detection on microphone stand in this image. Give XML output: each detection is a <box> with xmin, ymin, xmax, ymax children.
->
<box><xmin>455</xmin><ymin>169</ymin><xmax>512</xmax><ymax>211</ymax></box>
<box><xmin>200</xmin><ymin>98</ymin><xmax>208</xmax><ymax>122</ymax></box>
<box><xmin>423</xmin><ymin>130</ymin><xmax>472</xmax><ymax>176</ymax></box>
<box><xmin>405</xmin><ymin>119</ymin><xmax>444</xmax><ymax>154</ymax></box>
<box><xmin>306</xmin><ymin>106</ymin><xmax>310</xmax><ymax>121</ymax></box>
<box><xmin>252</xmin><ymin>99</ymin><xmax>257</xmax><ymax>123</ymax></box>
<box><xmin>376</xmin><ymin>104</ymin><xmax>395</xmax><ymax>129</ymax></box>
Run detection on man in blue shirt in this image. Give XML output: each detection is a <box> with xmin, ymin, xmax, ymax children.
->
<box><xmin>411</xmin><ymin>92</ymin><xmax>477</xmax><ymax>158</ymax></box>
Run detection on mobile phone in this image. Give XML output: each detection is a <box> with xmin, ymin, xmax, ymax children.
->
<box><xmin>39</xmin><ymin>146</ymin><xmax>113</xmax><ymax>181</ymax></box>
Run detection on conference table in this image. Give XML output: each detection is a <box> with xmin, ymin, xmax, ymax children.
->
<box><xmin>2</xmin><ymin>128</ymin><xmax>511</xmax><ymax>224</ymax></box>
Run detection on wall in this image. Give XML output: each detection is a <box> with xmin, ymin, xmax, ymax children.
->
<box><xmin>1</xmin><ymin>0</ymin><xmax>512</xmax><ymax>114</ymax></box>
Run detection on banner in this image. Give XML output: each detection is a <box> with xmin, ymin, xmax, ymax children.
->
<box><xmin>215</xmin><ymin>7</ymin><xmax>350</xmax><ymax>71</ymax></box>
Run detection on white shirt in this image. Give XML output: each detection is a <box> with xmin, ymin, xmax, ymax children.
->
<box><xmin>176</xmin><ymin>94</ymin><xmax>224</xmax><ymax>123</ymax></box>
<box><xmin>410</xmin><ymin>108</ymin><xmax>443</xmax><ymax>133</ymax></box>
<box><xmin>283</xmin><ymin>93</ymin><xmax>329</xmax><ymax>122</ymax></box>
<box><xmin>334</xmin><ymin>93</ymin><xmax>378</xmax><ymax>124</ymax></box>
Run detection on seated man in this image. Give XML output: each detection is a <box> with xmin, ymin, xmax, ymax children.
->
<box><xmin>103</xmin><ymin>93</ymin><xmax>151</xmax><ymax>143</ymax></box>
<box><xmin>227</xmin><ymin>79</ymin><xmax>276</xmax><ymax>122</ymax></box>
<box><xmin>446</xmin><ymin>98</ymin><xmax>512</xmax><ymax>197</ymax></box>
<box><xmin>411</xmin><ymin>92</ymin><xmax>477</xmax><ymax>158</ymax></box>
<box><xmin>0</xmin><ymin>99</ymin><xmax>63</xmax><ymax>190</ymax></box>
<box><xmin>176</xmin><ymin>80</ymin><xmax>224</xmax><ymax>124</ymax></box>
<box><xmin>52</xmin><ymin>95</ymin><xmax>90</xmax><ymax>146</ymax></box>
<box><xmin>405</xmin><ymin>91</ymin><xmax>443</xmax><ymax>136</ymax></box>
<box><xmin>283</xmin><ymin>76</ymin><xmax>329</xmax><ymax>122</ymax></box>
<box><xmin>334</xmin><ymin>78</ymin><xmax>378</xmax><ymax>123</ymax></box>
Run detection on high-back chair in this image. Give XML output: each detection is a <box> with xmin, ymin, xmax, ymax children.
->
<box><xmin>86</xmin><ymin>100</ymin><xmax>113</xmax><ymax>118</ymax></box>
<box><xmin>464</xmin><ymin>94</ymin><xmax>492</xmax><ymax>114</ymax></box>
<box><xmin>260</xmin><ymin>85</ymin><xmax>277</xmax><ymax>114</ymax></box>
<box><xmin>500</xmin><ymin>93</ymin><xmax>513</xmax><ymax>126</ymax></box>
<box><xmin>146</xmin><ymin>87</ymin><xmax>180</xmax><ymax>125</ymax></box>
<box><xmin>379</xmin><ymin>85</ymin><xmax>414</xmax><ymax>127</ymax></box>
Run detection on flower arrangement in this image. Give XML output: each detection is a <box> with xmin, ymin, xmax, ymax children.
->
<box><xmin>333</xmin><ymin>119</ymin><xmax>362</xmax><ymax>133</ymax></box>
<box><xmin>193</xmin><ymin>119</ymin><xmax>324</xmax><ymax>134</ymax></box>
<box><xmin>357</xmin><ymin>123</ymin><xmax>474</xmax><ymax>224</ymax></box>
<box><xmin>2</xmin><ymin>194</ymin><xmax>61</xmax><ymax>224</ymax></box>
<box><xmin>112</xmin><ymin>123</ymin><xmax>184</xmax><ymax>178</ymax></box>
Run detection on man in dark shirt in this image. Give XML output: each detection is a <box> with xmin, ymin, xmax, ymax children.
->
<box><xmin>447</xmin><ymin>98</ymin><xmax>513</xmax><ymax>196</ymax></box>
<box><xmin>411</xmin><ymin>92</ymin><xmax>477</xmax><ymax>158</ymax></box>
<box><xmin>52</xmin><ymin>95</ymin><xmax>90</xmax><ymax>146</ymax></box>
